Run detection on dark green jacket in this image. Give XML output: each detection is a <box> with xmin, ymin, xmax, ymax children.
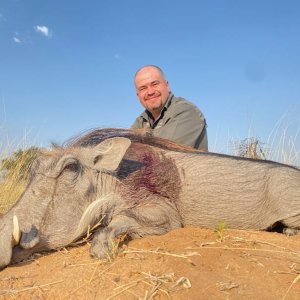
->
<box><xmin>131</xmin><ymin>93</ymin><xmax>208</xmax><ymax>150</ymax></box>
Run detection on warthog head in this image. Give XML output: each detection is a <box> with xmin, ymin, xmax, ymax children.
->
<box><xmin>0</xmin><ymin>137</ymin><xmax>131</xmax><ymax>269</ymax></box>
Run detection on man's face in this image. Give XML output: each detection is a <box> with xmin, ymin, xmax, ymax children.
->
<box><xmin>135</xmin><ymin>67</ymin><xmax>170</xmax><ymax>119</ymax></box>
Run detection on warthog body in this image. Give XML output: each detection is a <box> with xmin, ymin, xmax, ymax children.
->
<box><xmin>1</xmin><ymin>128</ymin><xmax>300</xmax><ymax>269</ymax></box>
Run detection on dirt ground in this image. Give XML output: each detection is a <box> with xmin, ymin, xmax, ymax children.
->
<box><xmin>1</xmin><ymin>227</ymin><xmax>300</xmax><ymax>300</ymax></box>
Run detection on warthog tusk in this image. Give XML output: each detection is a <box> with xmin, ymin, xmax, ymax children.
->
<box><xmin>12</xmin><ymin>215</ymin><xmax>21</xmax><ymax>246</ymax></box>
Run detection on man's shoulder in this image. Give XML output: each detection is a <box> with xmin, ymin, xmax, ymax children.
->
<box><xmin>169</xmin><ymin>96</ymin><xmax>204</xmax><ymax>116</ymax></box>
<box><xmin>131</xmin><ymin>110</ymin><xmax>148</xmax><ymax>129</ymax></box>
<box><xmin>135</xmin><ymin>110</ymin><xmax>147</xmax><ymax>119</ymax></box>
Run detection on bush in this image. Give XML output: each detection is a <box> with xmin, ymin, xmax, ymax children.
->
<box><xmin>233</xmin><ymin>138</ymin><xmax>268</xmax><ymax>160</ymax></box>
<box><xmin>0</xmin><ymin>147</ymin><xmax>40</xmax><ymax>213</ymax></box>
<box><xmin>0</xmin><ymin>147</ymin><xmax>40</xmax><ymax>181</ymax></box>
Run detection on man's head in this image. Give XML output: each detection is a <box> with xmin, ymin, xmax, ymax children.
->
<box><xmin>134</xmin><ymin>65</ymin><xmax>170</xmax><ymax>120</ymax></box>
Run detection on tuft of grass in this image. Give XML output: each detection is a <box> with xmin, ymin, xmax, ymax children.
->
<box><xmin>267</xmin><ymin>125</ymin><xmax>300</xmax><ymax>167</ymax></box>
<box><xmin>104</xmin><ymin>234</ymin><xmax>128</xmax><ymax>262</ymax></box>
<box><xmin>233</xmin><ymin>137</ymin><xmax>268</xmax><ymax>160</ymax></box>
<box><xmin>214</xmin><ymin>221</ymin><xmax>226</xmax><ymax>241</ymax></box>
<box><xmin>228</xmin><ymin>114</ymin><xmax>300</xmax><ymax>167</ymax></box>
<box><xmin>232</xmin><ymin>132</ymin><xmax>299</xmax><ymax>167</ymax></box>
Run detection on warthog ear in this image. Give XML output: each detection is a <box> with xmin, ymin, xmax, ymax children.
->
<box><xmin>89</xmin><ymin>137</ymin><xmax>131</xmax><ymax>171</ymax></box>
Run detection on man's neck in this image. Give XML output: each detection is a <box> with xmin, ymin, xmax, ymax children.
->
<box><xmin>150</xmin><ymin>110</ymin><xmax>161</xmax><ymax>121</ymax></box>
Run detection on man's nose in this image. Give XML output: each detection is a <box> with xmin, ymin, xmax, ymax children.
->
<box><xmin>147</xmin><ymin>86</ymin><xmax>155</xmax><ymax>95</ymax></box>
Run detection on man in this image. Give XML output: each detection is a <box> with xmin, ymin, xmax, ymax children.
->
<box><xmin>131</xmin><ymin>65</ymin><xmax>208</xmax><ymax>150</ymax></box>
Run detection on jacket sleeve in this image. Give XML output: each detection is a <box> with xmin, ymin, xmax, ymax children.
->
<box><xmin>153</xmin><ymin>102</ymin><xmax>208</xmax><ymax>150</ymax></box>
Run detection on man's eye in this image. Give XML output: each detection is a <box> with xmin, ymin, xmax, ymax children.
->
<box><xmin>152</xmin><ymin>82</ymin><xmax>159</xmax><ymax>86</ymax></box>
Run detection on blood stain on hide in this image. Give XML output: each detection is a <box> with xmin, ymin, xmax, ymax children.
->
<box><xmin>119</xmin><ymin>142</ymin><xmax>181</xmax><ymax>204</ymax></box>
<box><xmin>138</xmin><ymin>152</ymin><xmax>161</xmax><ymax>195</ymax></box>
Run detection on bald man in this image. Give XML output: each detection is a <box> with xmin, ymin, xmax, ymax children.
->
<box><xmin>132</xmin><ymin>65</ymin><xmax>208</xmax><ymax>150</ymax></box>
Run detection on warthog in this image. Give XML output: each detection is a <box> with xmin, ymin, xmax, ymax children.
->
<box><xmin>1</xmin><ymin>128</ymin><xmax>300</xmax><ymax>269</ymax></box>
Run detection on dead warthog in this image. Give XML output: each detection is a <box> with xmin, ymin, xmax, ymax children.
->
<box><xmin>1</xmin><ymin>128</ymin><xmax>300</xmax><ymax>269</ymax></box>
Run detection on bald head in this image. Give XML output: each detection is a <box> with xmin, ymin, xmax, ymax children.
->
<box><xmin>134</xmin><ymin>65</ymin><xmax>165</xmax><ymax>82</ymax></box>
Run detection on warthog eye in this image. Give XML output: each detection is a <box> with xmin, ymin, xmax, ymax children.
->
<box><xmin>54</xmin><ymin>156</ymin><xmax>82</xmax><ymax>179</ymax></box>
<box><xmin>63</xmin><ymin>162</ymin><xmax>80</xmax><ymax>173</ymax></box>
<box><xmin>59</xmin><ymin>161</ymin><xmax>81</xmax><ymax>181</ymax></box>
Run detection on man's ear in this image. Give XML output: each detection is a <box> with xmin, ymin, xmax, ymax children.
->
<box><xmin>88</xmin><ymin>137</ymin><xmax>131</xmax><ymax>171</ymax></box>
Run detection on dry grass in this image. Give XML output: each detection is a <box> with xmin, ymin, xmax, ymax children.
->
<box><xmin>0</xmin><ymin>156</ymin><xmax>31</xmax><ymax>213</ymax></box>
<box><xmin>0</xmin><ymin>142</ymin><xmax>39</xmax><ymax>213</ymax></box>
<box><xmin>266</xmin><ymin>114</ymin><xmax>300</xmax><ymax>166</ymax></box>
<box><xmin>0</xmin><ymin>177</ymin><xmax>27</xmax><ymax>213</ymax></box>
<box><xmin>124</xmin><ymin>248</ymin><xmax>200</xmax><ymax>260</ymax></box>
<box><xmin>230</xmin><ymin>115</ymin><xmax>300</xmax><ymax>167</ymax></box>
<box><xmin>0</xmin><ymin>280</ymin><xmax>64</xmax><ymax>297</ymax></box>
<box><xmin>107</xmin><ymin>272</ymin><xmax>192</xmax><ymax>300</ymax></box>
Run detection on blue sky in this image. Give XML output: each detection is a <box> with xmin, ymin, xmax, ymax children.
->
<box><xmin>0</xmin><ymin>0</ymin><xmax>299</xmax><ymax>158</ymax></box>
